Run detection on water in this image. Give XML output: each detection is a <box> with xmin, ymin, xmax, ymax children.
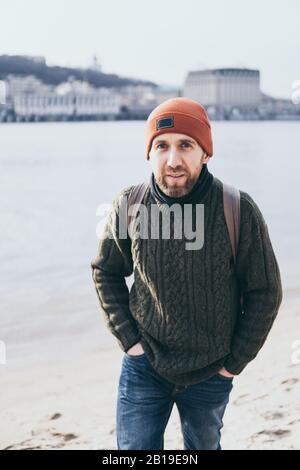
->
<box><xmin>0</xmin><ymin>120</ymin><xmax>299</xmax><ymax>364</ymax></box>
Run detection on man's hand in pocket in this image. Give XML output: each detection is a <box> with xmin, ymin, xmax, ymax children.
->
<box><xmin>218</xmin><ymin>367</ymin><xmax>235</xmax><ymax>378</ymax></box>
<box><xmin>126</xmin><ymin>342</ymin><xmax>144</xmax><ymax>356</ymax></box>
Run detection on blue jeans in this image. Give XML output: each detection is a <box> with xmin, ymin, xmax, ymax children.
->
<box><xmin>116</xmin><ymin>352</ymin><xmax>234</xmax><ymax>450</ymax></box>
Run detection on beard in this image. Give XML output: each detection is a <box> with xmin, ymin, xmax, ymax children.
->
<box><xmin>155</xmin><ymin>170</ymin><xmax>200</xmax><ymax>197</ymax></box>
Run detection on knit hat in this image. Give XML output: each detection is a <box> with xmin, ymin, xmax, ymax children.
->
<box><xmin>145</xmin><ymin>97</ymin><xmax>213</xmax><ymax>160</ymax></box>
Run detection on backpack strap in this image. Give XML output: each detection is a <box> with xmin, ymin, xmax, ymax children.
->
<box><xmin>223</xmin><ymin>182</ymin><xmax>241</xmax><ymax>263</ymax></box>
<box><xmin>223</xmin><ymin>182</ymin><xmax>244</xmax><ymax>312</ymax></box>
<box><xmin>127</xmin><ymin>182</ymin><xmax>149</xmax><ymax>239</ymax></box>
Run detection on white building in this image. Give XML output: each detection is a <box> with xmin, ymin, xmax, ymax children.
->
<box><xmin>55</xmin><ymin>80</ymin><xmax>95</xmax><ymax>96</ymax></box>
<box><xmin>4</xmin><ymin>75</ymin><xmax>52</xmax><ymax>102</ymax></box>
<box><xmin>0</xmin><ymin>80</ymin><xmax>6</xmax><ymax>104</ymax></box>
<box><xmin>13</xmin><ymin>85</ymin><xmax>121</xmax><ymax>119</ymax></box>
<box><xmin>75</xmin><ymin>88</ymin><xmax>120</xmax><ymax>116</ymax></box>
<box><xmin>115</xmin><ymin>84</ymin><xmax>159</xmax><ymax>117</ymax></box>
<box><xmin>184</xmin><ymin>68</ymin><xmax>261</xmax><ymax>107</ymax></box>
<box><xmin>90</xmin><ymin>55</ymin><xmax>102</xmax><ymax>73</ymax></box>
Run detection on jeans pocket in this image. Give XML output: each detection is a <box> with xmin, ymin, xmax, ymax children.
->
<box><xmin>124</xmin><ymin>352</ymin><xmax>146</xmax><ymax>359</ymax></box>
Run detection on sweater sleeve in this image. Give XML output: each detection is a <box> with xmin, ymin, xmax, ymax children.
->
<box><xmin>224</xmin><ymin>192</ymin><xmax>283</xmax><ymax>375</ymax></box>
<box><xmin>90</xmin><ymin>187</ymin><xmax>142</xmax><ymax>353</ymax></box>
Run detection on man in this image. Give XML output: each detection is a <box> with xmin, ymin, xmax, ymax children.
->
<box><xmin>91</xmin><ymin>97</ymin><xmax>283</xmax><ymax>450</ymax></box>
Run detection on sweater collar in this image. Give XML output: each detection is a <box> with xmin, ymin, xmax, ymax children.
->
<box><xmin>149</xmin><ymin>164</ymin><xmax>214</xmax><ymax>206</ymax></box>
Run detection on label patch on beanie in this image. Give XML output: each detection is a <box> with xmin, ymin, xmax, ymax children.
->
<box><xmin>156</xmin><ymin>116</ymin><xmax>174</xmax><ymax>130</ymax></box>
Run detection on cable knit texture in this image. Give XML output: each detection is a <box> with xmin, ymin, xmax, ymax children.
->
<box><xmin>91</xmin><ymin>175</ymin><xmax>283</xmax><ymax>386</ymax></box>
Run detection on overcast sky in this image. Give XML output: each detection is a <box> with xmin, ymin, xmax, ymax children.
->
<box><xmin>1</xmin><ymin>0</ymin><xmax>299</xmax><ymax>98</ymax></box>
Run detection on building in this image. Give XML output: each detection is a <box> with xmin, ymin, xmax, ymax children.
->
<box><xmin>0</xmin><ymin>80</ymin><xmax>6</xmax><ymax>104</ymax></box>
<box><xmin>259</xmin><ymin>92</ymin><xmax>300</xmax><ymax>120</ymax></box>
<box><xmin>4</xmin><ymin>74</ymin><xmax>52</xmax><ymax>103</ymax></box>
<box><xmin>90</xmin><ymin>55</ymin><xmax>102</xmax><ymax>73</ymax></box>
<box><xmin>13</xmin><ymin>84</ymin><xmax>121</xmax><ymax>120</ymax></box>
<box><xmin>183</xmin><ymin>68</ymin><xmax>261</xmax><ymax>109</ymax></box>
<box><xmin>118</xmin><ymin>84</ymin><xmax>158</xmax><ymax>118</ymax></box>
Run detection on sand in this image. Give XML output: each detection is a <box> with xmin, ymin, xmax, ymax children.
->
<box><xmin>1</xmin><ymin>288</ymin><xmax>299</xmax><ymax>450</ymax></box>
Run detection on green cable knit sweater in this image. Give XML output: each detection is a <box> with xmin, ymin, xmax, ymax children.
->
<box><xmin>91</xmin><ymin>176</ymin><xmax>283</xmax><ymax>386</ymax></box>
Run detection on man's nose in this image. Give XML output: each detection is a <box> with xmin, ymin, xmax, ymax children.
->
<box><xmin>167</xmin><ymin>147</ymin><xmax>182</xmax><ymax>168</ymax></box>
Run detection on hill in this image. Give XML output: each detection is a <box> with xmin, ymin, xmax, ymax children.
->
<box><xmin>0</xmin><ymin>55</ymin><xmax>157</xmax><ymax>88</ymax></box>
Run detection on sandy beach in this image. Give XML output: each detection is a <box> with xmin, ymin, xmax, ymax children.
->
<box><xmin>1</xmin><ymin>287</ymin><xmax>299</xmax><ymax>451</ymax></box>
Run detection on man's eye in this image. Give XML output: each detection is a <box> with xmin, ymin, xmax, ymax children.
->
<box><xmin>156</xmin><ymin>143</ymin><xmax>190</xmax><ymax>149</ymax></box>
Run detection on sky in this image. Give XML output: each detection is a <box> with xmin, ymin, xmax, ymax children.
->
<box><xmin>1</xmin><ymin>0</ymin><xmax>299</xmax><ymax>98</ymax></box>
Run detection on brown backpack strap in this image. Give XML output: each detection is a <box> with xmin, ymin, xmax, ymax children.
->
<box><xmin>223</xmin><ymin>182</ymin><xmax>240</xmax><ymax>263</ymax></box>
<box><xmin>127</xmin><ymin>182</ymin><xmax>149</xmax><ymax>239</ymax></box>
<box><xmin>223</xmin><ymin>183</ymin><xmax>244</xmax><ymax>312</ymax></box>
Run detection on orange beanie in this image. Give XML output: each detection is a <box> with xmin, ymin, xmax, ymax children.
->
<box><xmin>145</xmin><ymin>97</ymin><xmax>213</xmax><ymax>160</ymax></box>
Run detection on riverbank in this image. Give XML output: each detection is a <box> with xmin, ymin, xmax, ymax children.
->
<box><xmin>1</xmin><ymin>288</ymin><xmax>299</xmax><ymax>450</ymax></box>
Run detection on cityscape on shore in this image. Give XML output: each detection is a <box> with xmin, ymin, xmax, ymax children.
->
<box><xmin>0</xmin><ymin>55</ymin><xmax>299</xmax><ymax>123</ymax></box>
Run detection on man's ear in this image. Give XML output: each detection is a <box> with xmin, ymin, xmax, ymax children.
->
<box><xmin>202</xmin><ymin>152</ymin><xmax>210</xmax><ymax>164</ymax></box>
